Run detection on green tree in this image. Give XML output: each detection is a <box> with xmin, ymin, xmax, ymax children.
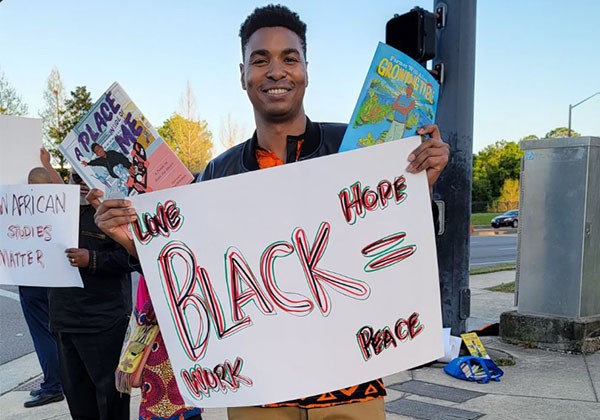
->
<box><xmin>159</xmin><ymin>114</ymin><xmax>213</xmax><ymax>173</ymax></box>
<box><xmin>545</xmin><ymin>127</ymin><xmax>580</xmax><ymax>138</ymax></box>
<box><xmin>494</xmin><ymin>178</ymin><xmax>520</xmax><ymax>211</ymax></box>
<box><xmin>520</xmin><ymin>134</ymin><xmax>539</xmax><ymax>141</ymax></box>
<box><xmin>472</xmin><ymin>141</ymin><xmax>523</xmax><ymax>208</ymax></box>
<box><xmin>159</xmin><ymin>82</ymin><xmax>213</xmax><ymax>173</ymax></box>
<box><xmin>0</xmin><ymin>69</ymin><xmax>28</xmax><ymax>115</ymax></box>
<box><xmin>49</xmin><ymin>86</ymin><xmax>93</xmax><ymax>170</ymax></box>
<box><xmin>39</xmin><ymin>68</ymin><xmax>67</xmax><ymax>166</ymax></box>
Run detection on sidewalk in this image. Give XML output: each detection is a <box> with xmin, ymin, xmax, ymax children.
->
<box><xmin>1</xmin><ymin>270</ymin><xmax>598</xmax><ymax>419</ymax></box>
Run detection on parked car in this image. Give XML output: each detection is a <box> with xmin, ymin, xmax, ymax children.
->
<box><xmin>491</xmin><ymin>210</ymin><xmax>519</xmax><ymax>228</ymax></box>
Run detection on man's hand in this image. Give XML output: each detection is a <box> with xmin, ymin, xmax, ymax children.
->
<box><xmin>65</xmin><ymin>248</ymin><xmax>90</xmax><ymax>268</ymax></box>
<box><xmin>86</xmin><ymin>189</ymin><xmax>138</xmax><ymax>257</ymax></box>
<box><xmin>406</xmin><ymin>124</ymin><xmax>450</xmax><ymax>192</ymax></box>
<box><xmin>40</xmin><ymin>148</ymin><xmax>52</xmax><ymax>166</ymax></box>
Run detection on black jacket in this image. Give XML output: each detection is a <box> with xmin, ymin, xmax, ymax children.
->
<box><xmin>200</xmin><ymin>118</ymin><xmax>346</xmax><ymax>181</ymax></box>
<box><xmin>49</xmin><ymin>205</ymin><xmax>134</xmax><ymax>333</ymax></box>
<box><xmin>199</xmin><ymin>118</ymin><xmax>439</xmax><ymax>227</ymax></box>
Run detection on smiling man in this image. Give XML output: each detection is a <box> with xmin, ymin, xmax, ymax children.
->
<box><xmin>89</xmin><ymin>4</ymin><xmax>449</xmax><ymax>419</ymax></box>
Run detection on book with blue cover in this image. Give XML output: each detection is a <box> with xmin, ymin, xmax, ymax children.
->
<box><xmin>339</xmin><ymin>42</ymin><xmax>440</xmax><ymax>152</ymax></box>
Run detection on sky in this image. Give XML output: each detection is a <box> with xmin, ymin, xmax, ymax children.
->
<box><xmin>1</xmin><ymin>0</ymin><xmax>599</xmax><ymax>154</ymax></box>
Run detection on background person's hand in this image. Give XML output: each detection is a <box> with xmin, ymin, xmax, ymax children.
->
<box><xmin>86</xmin><ymin>188</ymin><xmax>138</xmax><ymax>257</ymax></box>
<box><xmin>40</xmin><ymin>147</ymin><xmax>52</xmax><ymax>166</ymax></box>
<box><xmin>65</xmin><ymin>248</ymin><xmax>90</xmax><ymax>268</ymax></box>
<box><xmin>406</xmin><ymin>124</ymin><xmax>450</xmax><ymax>193</ymax></box>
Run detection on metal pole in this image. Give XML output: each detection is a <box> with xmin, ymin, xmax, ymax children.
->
<box><xmin>432</xmin><ymin>0</ymin><xmax>477</xmax><ymax>335</ymax></box>
<box><xmin>568</xmin><ymin>105</ymin><xmax>572</xmax><ymax>137</ymax></box>
<box><xmin>568</xmin><ymin>91</ymin><xmax>600</xmax><ymax>138</ymax></box>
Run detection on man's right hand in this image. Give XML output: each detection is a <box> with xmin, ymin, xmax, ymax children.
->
<box><xmin>86</xmin><ymin>189</ymin><xmax>138</xmax><ymax>258</ymax></box>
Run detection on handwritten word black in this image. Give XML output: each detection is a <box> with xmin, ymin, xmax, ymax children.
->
<box><xmin>132</xmin><ymin>200</ymin><xmax>183</xmax><ymax>245</ymax></box>
<box><xmin>356</xmin><ymin>312</ymin><xmax>424</xmax><ymax>361</ymax></box>
<box><xmin>158</xmin><ymin>222</ymin><xmax>369</xmax><ymax>361</ymax></box>
<box><xmin>338</xmin><ymin>176</ymin><xmax>407</xmax><ymax>224</ymax></box>
<box><xmin>0</xmin><ymin>193</ymin><xmax>66</xmax><ymax>216</ymax></box>
<box><xmin>181</xmin><ymin>356</ymin><xmax>253</xmax><ymax>399</ymax></box>
<box><xmin>0</xmin><ymin>249</ymin><xmax>45</xmax><ymax>268</ymax></box>
<box><xmin>7</xmin><ymin>225</ymin><xmax>52</xmax><ymax>242</ymax></box>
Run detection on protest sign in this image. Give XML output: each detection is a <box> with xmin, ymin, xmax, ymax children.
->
<box><xmin>130</xmin><ymin>137</ymin><xmax>443</xmax><ymax>407</ymax></box>
<box><xmin>0</xmin><ymin>184</ymin><xmax>83</xmax><ymax>287</ymax></box>
<box><xmin>0</xmin><ymin>116</ymin><xmax>42</xmax><ymax>185</ymax></box>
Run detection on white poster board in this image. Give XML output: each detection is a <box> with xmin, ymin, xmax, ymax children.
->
<box><xmin>0</xmin><ymin>116</ymin><xmax>42</xmax><ymax>185</ymax></box>
<box><xmin>131</xmin><ymin>137</ymin><xmax>443</xmax><ymax>408</ymax></box>
<box><xmin>0</xmin><ymin>184</ymin><xmax>83</xmax><ymax>287</ymax></box>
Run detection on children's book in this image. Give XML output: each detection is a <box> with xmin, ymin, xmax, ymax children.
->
<box><xmin>461</xmin><ymin>332</ymin><xmax>490</xmax><ymax>359</ymax></box>
<box><xmin>338</xmin><ymin>42</ymin><xmax>439</xmax><ymax>152</ymax></box>
<box><xmin>59</xmin><ymin>82</ymin><xmax>194</xmax><ymax>198</ymax></box>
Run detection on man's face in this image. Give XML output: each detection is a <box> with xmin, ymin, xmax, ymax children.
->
<box><xmin>70</xmin><ymin>172</ymin><xmax>90</xmax><ymax>204</ymax></box>
<box><xmin>240</xmin><ymin>26</ymin><xmax>308</xmax><ymax>123</ymax></box>
<box><xmin>406</xmin><ymin>86</ymin><xmax>413</xmax><ymax>97</ymax></box>
<box><xmin>93</xmin><ymin>145</ymin><xmax>106</xmax><ymax>157</ymax></box>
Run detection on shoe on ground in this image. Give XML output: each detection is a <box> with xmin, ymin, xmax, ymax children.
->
<box><xmin>29</xmin><ymin>388</ymin><xmax>43</xmax><ymax>397</ymax></box>
<box><xmin>23</xmin><ymin>392</ymin><xmax>64</xmax><ymax>408</ymax></box>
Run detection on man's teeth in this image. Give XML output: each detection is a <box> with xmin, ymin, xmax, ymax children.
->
<box><xmin>267</xmin><ymin>88</ymin><xmax>288</xmax><ymax>94</ymax></box>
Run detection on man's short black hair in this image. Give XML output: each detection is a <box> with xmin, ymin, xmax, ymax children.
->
<box><xmin>91</xmin><ymin>143</ymin><xmax>101</xmax><ymax>152</ymax></box>
<box><xmin>239</xmin><ymin>4</ymin><xmax>307</xmax><ymax>59</ymax></box>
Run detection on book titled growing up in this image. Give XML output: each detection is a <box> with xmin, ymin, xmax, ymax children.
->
<box><xmin>339</xmin><ymin>42</ymin><xmax>440</xmax><ymax>152</ymax></box>
<box><xmin>59</xmin><ymin>82</ymin><xmax>193</xmax><ymax>198</ymax></box>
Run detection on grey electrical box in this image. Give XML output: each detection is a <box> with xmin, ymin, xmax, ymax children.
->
<box><xmin>517</xmin><ymin>137</ymin><xmax>600</xmax><ymax>318</ymax></box>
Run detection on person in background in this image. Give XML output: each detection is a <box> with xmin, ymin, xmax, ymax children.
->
<box><xmin>20</xmin><ymin>162</ymin><xmax>64</xmax><ymax>408</ymax></box>
<box><xmin>48</xmin><ymin>170</ymin><xmax>133</xmax><ymax>420</ymax></box>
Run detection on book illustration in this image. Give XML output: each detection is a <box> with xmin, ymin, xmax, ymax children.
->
<box><xmin>461</xmin><ymin>332</ymin><xmax>490</xmax><ymax>359</ymax></box>
<box><xmin>59</xmin><ymin>82</ymin><xmax>193</xmax><ymax>198</ymax></box>
<box><xmin>339</xmin><ymin>42</ymin><xmax>439</xmax><ymax>152</ymax></box>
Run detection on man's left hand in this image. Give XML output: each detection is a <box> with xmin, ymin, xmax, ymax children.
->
<box><xmin>66</xmin><ymin>248</ymin><xmax>90</xmax><ymax>268</ymax></box>
<box><xmin>406</xmin><ymin>124</ymin><xmax>450</xmax><ymax>192</ymax></box>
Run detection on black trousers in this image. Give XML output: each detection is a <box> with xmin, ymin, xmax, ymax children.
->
<box><xmin>57</xmin><ymin>318</ymin><xmax>130</xmax><ymax>420</ymax></box>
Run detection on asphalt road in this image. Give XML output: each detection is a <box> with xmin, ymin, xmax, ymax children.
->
<box><xmin>469</xmin><ymin>234</ymin><xmax>517</xmax><ymax>268</ymax></box>
<box><xmin>0</xmin><ymin>237</ymin><xmax>516</xmax><ymax>366</ymax></box>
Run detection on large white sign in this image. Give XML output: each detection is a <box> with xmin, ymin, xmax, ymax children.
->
<box><xmin>131</xmin><ymin>137</ymin><xmax>443</xmax><ymax>408</ymax></box>
<box><xmin>0</xmin><ymin>116</ymin><xmax>42</xmax><ymax>185</ymax></box>
<box><xmin>0</xmin><ymin>184</ymin><xmax>83</xmax><ymax>287</ymax></box>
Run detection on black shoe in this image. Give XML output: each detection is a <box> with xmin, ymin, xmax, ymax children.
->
<box><xmin>23</xmin><ymin>392</ymin><xmax>64</xmax><ymax>408</ymax></box>
<box><xmin>29</xmin><ymin>388</ymin><xmax>42</xmax><ymax>397</ymax></box>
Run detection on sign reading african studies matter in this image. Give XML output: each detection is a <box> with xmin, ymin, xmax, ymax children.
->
<box><xmin>0</xmin><ymin>184</ymin><xmax>83</xmax><ymax>287</ymax></box>
<box><xmin>130</xmin><ymin>137</ymin><xmax>443</xmax><ymax>408</ymax></box>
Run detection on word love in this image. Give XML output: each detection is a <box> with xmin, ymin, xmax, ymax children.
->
<box><xmin>338</xmin><ymin>175</ymin><xmax>407</xmax><ymax>224</ymax></box>
<box><xmin>159</xmin><ymin>222</ymin><xmax>370</xmax><ymax>361</ymax></box>
<box><xmin>132</xmin><ymin>200</ymin><xmax>183</xmax><ymax>245</ymax></box>
<box><xmin>181</xmin><ymin>356</ymin><xmax>253</xmax><ymax>399</ymax></box>
<box><xmin>356</xmin><ymin>312</ymin><xmax>424</xmax><ymax>361</ymax></box>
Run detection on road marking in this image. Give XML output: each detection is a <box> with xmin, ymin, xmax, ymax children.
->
<box><xmin>0</xmin><ymin>289</ymin><xmax>20</xmax><ymax>302</ymax></box>
<box><xmin>470</xmin><ymin>260</ymin><xmax>516</xmax><ymax>267</ymax></box>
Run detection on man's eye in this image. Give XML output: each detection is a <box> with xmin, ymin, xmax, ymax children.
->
<box><xmin>252</xmin><ymin>59</ymin><xmax>267</xmax><ymax>65</ymax></box>
<box><xmin>285</xmin><ymin>57</ymin><xmax>299</xmax><ymax>63</ymax></box>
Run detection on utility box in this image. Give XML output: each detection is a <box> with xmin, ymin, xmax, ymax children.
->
<box><xmin>501</xmin><ymin>137</ymin><xmax>600</xmax><ymax>352</ymax></box>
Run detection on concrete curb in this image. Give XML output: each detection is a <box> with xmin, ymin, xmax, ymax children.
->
<box><xmin>472</xmin><ymin>227</ymin><xmax>517</xmax><ymax>236</ymax></box>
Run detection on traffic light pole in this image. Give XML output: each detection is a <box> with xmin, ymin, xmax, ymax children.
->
<box><xmin>432</xmin><ymin>0</ymin><xmax>477</xmax><ymax>335</ymax></box>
